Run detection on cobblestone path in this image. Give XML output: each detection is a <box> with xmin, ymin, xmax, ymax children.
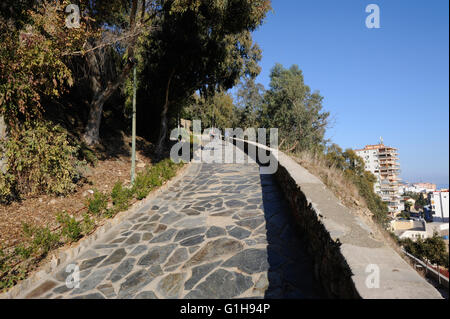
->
<box><xmin>20</xmin><ymin>141</ymin><xmax>324</xmax><ymax>299</ymax></box>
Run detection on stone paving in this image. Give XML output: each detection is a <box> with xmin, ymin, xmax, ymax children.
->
<box><xmin>20</xmin><ymin>140</ymin><xmax>324</xmax><ymax>299</ymax></box>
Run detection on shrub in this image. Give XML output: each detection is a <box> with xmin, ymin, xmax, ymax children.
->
<box><xmin>79</xmin><ymin>142</ymin><xmax>98</xmax><ymax>166</ymax></box>
<box><xmin>131</xmin><ymin>159</ymin><xmax>182</xmax><ymax>200</ymax></box>
<box><xmin>22</xmin><ymin>223</ymin><xmax>60</xmax><ymax>256</ymax></box>
<box><xmin>132</xmin><ymin>170</ymin><xmax>154</xmax><ymax>200</ymax></box>
<box><xmin>0</xmin><ymin>121</ymin><xmax>85</xmax><ymax>202</ymax></box>
<box><xmin>87</xmin><ymin>190</ymin><xmax>108</xmax><ymax>216</ymax></box>
<box><xmin>111</xmin><ymin>181</ymin><xmax>133</xmax><ymax>212</ymax></box>
<box><xmin>14</xmin><ymin>244</ymin><xmax>32</xmax><ymax>260</ymax></box>
<box><xmin>82</xmin><ymin>213</ymin><xmax>95</xmax><ymax>234</ymax></box>
<box><xmin>56</xmin><ymin>211</ymin><xmax>82</xmax><ymax>242</ymax></box>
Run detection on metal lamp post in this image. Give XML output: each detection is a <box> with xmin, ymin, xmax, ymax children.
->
<box><xmin>131</xmin><ymin>64</ymin><xmax>137</xmax><ymax>185</ymax></box>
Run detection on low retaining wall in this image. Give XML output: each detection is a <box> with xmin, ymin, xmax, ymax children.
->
<box><xmin>230</xmin><ymin>138</ymin><xmax>443</xmax><ymax>299</ymax></box>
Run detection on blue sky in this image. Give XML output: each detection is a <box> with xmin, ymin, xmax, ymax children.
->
<box><xmin>249</xmin><ymin>0</ymin><xmax>449</xmax><ymax>187</ymax></box>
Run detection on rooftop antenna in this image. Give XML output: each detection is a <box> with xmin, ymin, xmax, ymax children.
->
<box><xmin>380</xmin><ymin>136</ymin><xmax>384</xmax><ymax>145</ymax></box>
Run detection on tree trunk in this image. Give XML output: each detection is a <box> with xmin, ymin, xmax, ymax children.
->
<box><xmin>83</xmin><ymin>57</ymin><xmax>133</xmax><ymax>146</ymax></box>
<box><xmin>83</xmin><ymin>0</ymin><xmax>139</xmax><ymax>146</ymax></box>
<box><xmin>156</xmin><ymin>69</ymin><xmax>175</xmax><ymax>156</ymax></box>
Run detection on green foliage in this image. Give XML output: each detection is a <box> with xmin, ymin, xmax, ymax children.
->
<box><xmin>404</xmin><ymin>201</ymin><xmax>413</xmax><ymax>212</ymax></box>
<box><xmin>56</xmin><ymin>211</ymin><xmax>83</xmax><ymax>242</ymax></box>
<box><xmin>184</xmin><ymin>91</ymin><xmax>238</xmax><ymax>131</ymax></box>
<box><xmin>87</xmin><ymin>190</ymin><xmax>109</xmax><ymax>216</ymax></box>
<box><xmin>136</xmin><ymin>0</ymin><xmax>270</xmax><ymax>141</ymax></box>
<box><xmin>415</xmin><ymin>193</ymin><xmax>428</xmax><ymax>211</ymax></box>
<box><xmin>401</xmin><ymin>233</ymin><xmax>449</xmax><ymax>268</ymax></box>
<box><xmin>111</xmin><ymin>181</ymin><xmax>133</xmax><ymax>212</ymax></box>
<box><xmin>324</xmin><ymin>144</ymin><xmax>389</xmax><ymax>226</ymax></box>
<box><xmin>235</xmin><ymin>77</ymin><xmax>265</xmax><ymax>129</ymax></box>
<box><xmin>82</xmin><ymin>213</ymin><xmax>95</xmax><ymax>234</ymax></box>
<box><xmin>14</xmin><ymin>244</ymin><xmax>32</xmax><ymax>260</ymax></box>
<box><xmin>0</xmin><ymin>121</ymin><xmax>84</xmax><ymax>202</ymax></box>
<box><xmin>260</xmin><ymin>64</ymin><xmax>329</xmax><ymax>153</ymax></box>
<box><xmin>79</xmin><ymin>143</ymin><xmax>98</xmax><ymax>166</ymax></box>
<box><xmin>0</xmin><ymin>2</ymin><xmax>79</xmax><ymax>124</ymax></box>
<box><xmin>132</xmin><ymin>159</ymin><xmax>181</xmax><ymax>200</ymax></box>
<box><xmin>398</xmin><ymin>211</ymin><xmax>411</xmax><ymax>220</ymax></box>
<box><xmin>22</xmin><ymin>223</ymin><xmax>60</xmax><ymax>256</ymax></box>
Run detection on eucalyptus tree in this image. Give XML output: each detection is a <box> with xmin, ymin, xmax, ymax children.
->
<box><xmin>261</xmin><ymin>64</ymin><xmax>329</xmax><ymax>153</ymax></box>
<box><xmin>135</xmin><ymin>0</ymin><xmax>271</xmax><ymax>154</ymax></box>
<box><xmin>236</xmin><ymin>77</ymin><xmax>265</xmax><ymax>129</ymax></box>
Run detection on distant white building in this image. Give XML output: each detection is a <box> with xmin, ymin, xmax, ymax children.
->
<box><xmin>431</xmin><ymin>190</ymin><xmax>449</xmax><ymax>223</ymax></box>
<box><xmin>356</xmin><ymin>143</ymin><xmax>402</xmax><ymax>215</ymax></box>
<box><xmin>401</xmin><ymin>183</ymin><xmax>437</xmax><ymax>194</ymax></box>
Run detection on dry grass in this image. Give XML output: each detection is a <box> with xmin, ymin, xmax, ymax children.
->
<box><xmin>290</xmin><ymin>150</ymin><xmax>402</xmax><ymax>245</ymax></box>
<box><xmin>293</xmin><ymin>151</ymin><xmax>369</xmax><ymax>213</ymax></box>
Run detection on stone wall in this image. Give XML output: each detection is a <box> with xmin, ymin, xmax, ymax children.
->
<box><xmin>230</xmin><ymin>137</ymin><xmax>443</xmax><ymax>299</ymax></box>
<box><xmin>274</xmin><ymin>163</ymin><xmax>360</xmax><ymax>298</ymax></box>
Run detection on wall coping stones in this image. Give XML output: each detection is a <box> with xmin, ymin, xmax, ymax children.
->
<box><xmin>233</xmin><ymin>138</ymin><xmax>443</xmax><ymax>299</ymax></box>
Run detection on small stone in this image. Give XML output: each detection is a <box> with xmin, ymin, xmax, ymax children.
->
<box><xmin>184</xmin><ymin>238</ymin><xmax>243</xmax><ymax>268</ymax></box>
<box><xmin>149</xmin><ymin>229</ymin><xmax>177</xmax><ymax>243</ymax></box>
<box><xmin>25</xmin><ymin>280</ymin><xmax>57</xmax><ymax>298</ymax></box>
<box><xmin>108</xmin><ymin>258</ymin><xmax>136</xmax><ymax>283</ymax></box>
<box><xmin>110</xmin><ymin>237</ymin><xmax>126</xmax><ymax>244</ymax></box>
<box><xmin>130</xmin><ymin>245</ymin><xmax>147</xmax><ymax>256</ymax></box>
<box><xmin>73</xmin><ymin>292</ymin><xmax>105</xmax><ymax>299</ymax></box>
<box><xmin>98</xmin><ymin>248</ymin><xmax>127</xmax><ymax>267</ymax></box>
<box><xmin>185</xmin><ymin>269</ymin><xmax>253</xmax><ymax>299</ymax></box>
<box><xmin>206</xmin><ymin>226</ymin><xmax>226</xmax><ymax>238</ymax></box>
<box><xmin>138</xmin><ymin>244</ymin><xmax>177</xmax><ymax>266</ymax></box>
<box><xmin>118</xmin><ymin>269</ymin><xmax>156</xmax><ymax>298</ymax></box>
<box><xmin>97</xmin><ymin>283</ymin><xmax>116</xmax><ymax>298</ymax></box>
<box><xmin>53</xmin><ymin>284</ymin><xmax>72</xmax><ymax>295</ymax></box>
<box><xmin>228</xmin><ymin>226</ymin><xmax>251</xmax><ymax>240</ymax></box>
<box><xmin>142</xmin><ymin>232</ymin><xmax>153</xmax><ymax>241</ymax></box>
<box><xmin>222</xmin><ymin>249</ymin><xmax>269</xmax><ymax>274</ymax></box>
<box><xmin>165</xmin><ymin>248</ymin><xmax>189</xmax><ymax>268</ymax></box>
<box><xmin>70</xmin><ymin>268</ymin><xmax>112</xmax><ymax>295</ymax></box>
<box><xmin>180</xmin><ymin>235</ymin><xmax>204</xmax><ymax>247</ymax></box>
<box><xmin>139</xmin><ymin>223</ymin><xmax>158</xmax><ymax>232</ymax></box>
<box><xmin>135</xmin><ymin>291</ymin><xmax>158</xmax><ymax>299</ymax></box>
<box><xmin>123</xmin><ymin>233</ymin><xmax>141</xmax><ymax>246</ymax></box>
<box><xmin>174</xmin><ymin>227</ymin><xmax>206</xmax><ymax>242</ymax></box>
<box><xmin>157</xmin><ymin>273</ymin><xmax>186</xmax><ymax>298</ymax></box>
<box><xmin>236</xmin><ymin>216</ymin><xmax>265</xmax><ymax>230</ymax></box>
<box><xmin>184</xmin><ymin>261</ymin><xmax>222</xmax><ymax>290</ymax></box>
<box><xmin>79</xmin><ymin>256</ymin><xmax>107</xmax><ymax>271</ymax></box>
<box><xmin>225</xmin><ymin>200</ymin><xmax>246</xmax><ymax>208</ymax></box>
<box><xmin>160</xmin><ymin>211</ymin><xmax>183</xmax><ymax>225</ymax></box>
<box><xmin>154</xmin><ymin>224</ymin><xmax>167</xmax><ymax>233</ymax></box>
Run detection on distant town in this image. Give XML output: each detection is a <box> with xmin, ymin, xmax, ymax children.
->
<box><xmin>356</xmin><ymin>142</ymin><xmax>449</xmax><ymax>236</ymax></box>
<box><xmin>356</xmin><ymin>142</ymin><xmax>449</xmax><ymax>284</ymax></box>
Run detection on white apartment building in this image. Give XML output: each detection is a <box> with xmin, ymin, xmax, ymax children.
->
<box><xmin>431</xmin><ymin>190</ymin><xmax>449</xmax><ymax>223</ymax></box>
<box><xmin>355</xmin><ymin>143</ymin><xmax>402</xmax><ymax>215</ymax></box>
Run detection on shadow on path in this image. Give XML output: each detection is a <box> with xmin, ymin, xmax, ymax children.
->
<box><xmin>260</xmin><ymin>173</ymin><xmax>325</xmax><ymax>299</ymax></box>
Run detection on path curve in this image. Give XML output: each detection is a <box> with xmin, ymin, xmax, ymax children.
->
<box><xmin>18</xmin><ymin>140</ymin><xmax>324</xmax><ymax>299</ymax></box>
